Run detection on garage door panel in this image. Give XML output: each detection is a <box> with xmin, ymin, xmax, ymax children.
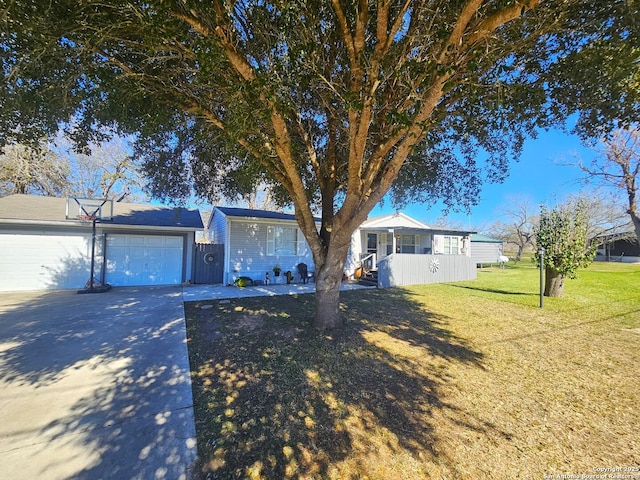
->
<box><xmin>147</xmin><ymin>236</ymin><xmax>164</xmax><ymax>247</ymax></box>
<box><xmin>0</xmin><ymin>233</ymin><xmax>94</xmax><ymax>291</ymax></box>
<box><xmin>164</xmin><ymin>237</ymin><xmax>183</xmax><ymax>247</ymax></box>
<box><xmin>105</xmin><ymin>234</ymin><xmax>183</xmax><ymax>286</ymax></box>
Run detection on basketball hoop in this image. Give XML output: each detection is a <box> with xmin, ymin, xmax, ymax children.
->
<box><xmin>76</xmin><ymin>214</ymin><xmax>97</xmax><ymax>223</ymax></box>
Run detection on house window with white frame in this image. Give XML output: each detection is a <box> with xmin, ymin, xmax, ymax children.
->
<box><xmin>443</xmin><ymin>236</ymin><xmax>460</xmax><ymax>255</ymax></box>
<box><xmin>400</xmin><ymin>234</ymin><xmax>417</xmax><ymax>254</ymax></box>
<box><xmin>267</xmin><ymin>226</ymin><xmax>298</xmax><ymax>255</ymax></box>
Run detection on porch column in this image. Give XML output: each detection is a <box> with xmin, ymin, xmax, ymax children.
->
<box><xmin>390</xmin><ymin>229</ymin><xmax>397</xmax><ymax>254</ymax></box>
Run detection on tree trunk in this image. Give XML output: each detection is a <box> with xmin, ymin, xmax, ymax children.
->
<box><xmin>515</xmin><ymin>244</ymin><xmax>524</xmax><ymax>262</ymax></box>
<box><xmin>630</xmin><ymin>210</ymin><xmax>640</xmax><ymax>248</ymax></box>
<box><xmin>313</xmin><ymin>242</ymin><xmax>350</xmax><ymax>330</ymax></box>
<box><xmin>544</xmin><ymin>268</ymin><xmax>565</xmax><ymax>297</ymax></box>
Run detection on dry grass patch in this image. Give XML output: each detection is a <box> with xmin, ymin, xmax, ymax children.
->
<box><xmin>186</xmin><ymin>263</ymin><xmax>640</xmax><ymax>479</ymax></box>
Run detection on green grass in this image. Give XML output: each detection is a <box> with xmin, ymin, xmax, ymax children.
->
<box><xmin>185</xmin><ymin>261</ymin><xmax>640</xmax><ymax>479</ymax></box>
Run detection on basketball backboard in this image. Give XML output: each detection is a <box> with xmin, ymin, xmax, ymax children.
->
<box><xmin>66</xmin><ymin>197</ymin><xmax>114</xmax><ymax>221</ymax></box>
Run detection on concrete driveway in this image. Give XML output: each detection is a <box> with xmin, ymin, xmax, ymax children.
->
<box><xmin>0</xmin><ymin>287</ymin><xmax>197</xmax><ymax>480</ymax></box>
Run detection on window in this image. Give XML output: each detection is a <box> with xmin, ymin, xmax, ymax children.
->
<box><xmin>267</xmin><ymin>226</ymin><xmax>298</xmax><ymax>255</ymax></box>
<box><xmin>443</xmin><ymin>236</ymin><xmax>459</xmax><ymax>255</ymax></box>
<box><xmin>400</xmin><ymin>234</ymin><xmax>416</xmax><ymax>254</ymax></box>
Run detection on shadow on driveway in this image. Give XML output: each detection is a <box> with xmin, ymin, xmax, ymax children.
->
<box><xmin>0</xmin><ymin>287</ymin><xmax>197</xmax><ymax>480</ymax></box>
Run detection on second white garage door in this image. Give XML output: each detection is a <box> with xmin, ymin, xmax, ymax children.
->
<box><xmin>105</xmin><ymin>234</ymin><xmax>183</xmax><ymax>286</ymax></box>
<box><xmin>0</xmin><ymin>232</ymin><xmax>92</xmax><ymax>291</ymax></box>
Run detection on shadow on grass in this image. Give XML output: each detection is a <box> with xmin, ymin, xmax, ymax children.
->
<box><xmin>448</xmin><ymin>284</ymin><xmax>534</xmax><ymax>296</ymax></box>
<box><xmin>186</xmin><ymin>288</ymin><xmax>493</xmax><ymax>479</ymax></box>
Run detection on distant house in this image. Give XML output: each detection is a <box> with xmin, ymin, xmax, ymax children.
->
<box><xmin>595</xmin><ymin>232</ymin><xmax>640</xmax><ymax>263</ymax></box>
<box><xmin>470</xmin><ymin>234</ymin><xmax>505</xmax><ymax>267</ymax></box>
<box><xmin>0</xmin><ymin>194</ymin><xmax>203</xmax><ymax>291</ymax></box>
<box><xmin>207</xmin><ymin>207</ymin><xmax>320</xmax><ymax>285</ymax></box>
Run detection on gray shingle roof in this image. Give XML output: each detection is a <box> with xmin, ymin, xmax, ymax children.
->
<box><xmin>216</xmin><ymin>206</ymin><xmax>320</xmax><ymax>222</ymax></box>
<box><xmin>0</xmin><ymin>194</ymin><xmax>203</xmax><ymax>229</ymax></box>
<box><xmin>471</xmin><ymin>234</ymin><xmax>503</xmax><ymax>243</ymax></box>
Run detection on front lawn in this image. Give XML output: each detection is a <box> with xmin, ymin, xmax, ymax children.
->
<box><xmin>185</xmin><ymin>261</ymin><xmax>640</xmax><ymax>479</ymax></box>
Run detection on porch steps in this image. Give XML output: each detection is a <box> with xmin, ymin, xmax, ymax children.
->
<box><xmin>358</xmin><ymin>269</ymin><xmax>378</xmax><ymax>287</ymax></box>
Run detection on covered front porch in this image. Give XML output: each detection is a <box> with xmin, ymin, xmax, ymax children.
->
<box><xmin>345</xmin><ymin>213</ymin><xmax>475</xmax><ymax>287</ymax></box>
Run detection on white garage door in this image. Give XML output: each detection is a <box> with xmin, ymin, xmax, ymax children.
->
<box><xmin>0</xmin><ymin>232</ymin><xmax>93</xmax><ymax>291</ymax></box>
<box><xmin>105</xmin><ymin>234</ymin><xmax>183</xmax><ymax>286</ymax></box>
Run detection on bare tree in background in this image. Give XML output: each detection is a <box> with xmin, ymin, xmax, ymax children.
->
<box><xmin>0</xmin><ymin>143</ymin><xmax>69</xmax><ymax>197</ymax></box>
<box><xmin>569</xmin><ymin>190</ymin><xmax>631</xmax><ymax>239</ymax></box>
<box><xmin>573</xmin><ymin>127</ymin><xmax>640</xmax><ymax>245</ymax></box>
<box><xmin>54</xmin><ymin>135</ymin><xmax>147</xmax><ymax>202</ymax></box>
<box><xmin>489</xmin><ymin>196</ymin><xmax>538</xmax><ymax>261</ymax></box>
<box><xmin>1</xmin><ymin>136</ymin><xmax>148</xmax><ymax>202</ymax></box>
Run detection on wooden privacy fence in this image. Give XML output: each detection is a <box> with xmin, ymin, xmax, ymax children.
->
<box><xmin>193</xmin><ymin>243</ymin><xmax>224</xmax><ymax>284</ymax></box>
<box><xmin>376</xmin><ymin>254</ymin><xmax>476</xmax><ymax>288</ymax></box>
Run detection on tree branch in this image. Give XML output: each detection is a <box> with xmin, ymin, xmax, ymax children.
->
<box><xmin>467</xmin><ymin>0</ymin><xmax>540</xmax><ymax>46</ymax></box>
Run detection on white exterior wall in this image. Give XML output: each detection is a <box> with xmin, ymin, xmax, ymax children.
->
<box><xmin>224</xmin><ymin>218</ymin><xmax>315</xmax><ymax>285</ymax></box>
<box><xmin>208</xmin><ymin>209</ymin><xmax>228</xmax><ymax>244</ymax></box>
<box><xmin>470</xmin><ymin>241</ymin><xmax>503</xmax><ymax>266</ymax></box>
<box><xmin>1</xmin><ymin>225</ymin><xmax>197</xmax><ymax>291</ymax></box>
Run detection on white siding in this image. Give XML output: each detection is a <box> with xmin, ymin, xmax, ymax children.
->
<box><xmin>471</xmin><ymin>241</ymin><xmax>503</xmax><ymax>266</ymax></box>
<box><xmin>208</xmin><ymin>209</ymin><xmax>228</xmax><ymax>244</ymax></box>
<box><xmin>225</xmin><ymin>219</ymin><xmax>314</xmax><ymax>284</ymax></box>
<box><xmin>347</xmin><ymin>229</ymin><xmax>435</xmax><ymax>275</ymax></box>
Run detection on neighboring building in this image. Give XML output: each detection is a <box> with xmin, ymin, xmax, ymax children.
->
<box><xmin>207</xmin><ymin>207</ymin><xmax>320</xmax><ymax>285</ymax></box>
<box><xmin>0</xmin><ymin>194</ymin><xmax>203</xmax><ymax>291</ymax></box>
<box><xmin>470</xmin><ymin>234</ymin><xmax>505</xmax><ymax>267</ymax></box>
<box><xmin>595</xmin><ymin>232</ymin><xmax>640</xmax><ymax>263</ymax></box>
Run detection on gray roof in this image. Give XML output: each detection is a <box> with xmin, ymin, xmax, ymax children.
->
<box><xmin>471</xmin><ymin>234</ymin><xmax>503</xmax><ymax>243</ymax></box>
<box><xmin>0</xmin><ymin>194</ymin><xmax>203</xmax><ymax>229</ymax></box>
<box><xmin>216</xmin><ymin>206</ymin><xmax>321</xmax><ymax>222</ymax></box>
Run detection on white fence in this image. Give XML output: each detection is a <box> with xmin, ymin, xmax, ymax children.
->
<box><xmin>376</xmin><ymin>254</ymin><xmax>476</xmax><ymax>288</ymax></box>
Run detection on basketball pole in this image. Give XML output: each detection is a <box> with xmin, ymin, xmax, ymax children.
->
<box><xmin>74</xmin><ymin>197</ymin><xmax>111</xmax><ymax>294</ymax></box>
<box><xmin>89</xmin><ymin>216</ymin><xmax>97</xmax><ymax>291</ymax></box>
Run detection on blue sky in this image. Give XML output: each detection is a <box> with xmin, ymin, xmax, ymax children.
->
<box><xmin>370</xmin><ymin>127</ymin><xmax>599</xmax><ymax>231</ymax></box>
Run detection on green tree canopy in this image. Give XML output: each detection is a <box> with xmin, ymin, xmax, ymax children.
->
<box><xmin>534</xmin><ymin>199</ymin><xmax>597</xmax><ymax>297</ymax></box>
<box><xmin>2</xmin><ymin>0</ymin><xmax>639</xmax><ymax>328</ymax></box>
<box><xmin>542</xmin><ymin>21</ymin><xmax>640</xmax><ymax>139</ymax></box>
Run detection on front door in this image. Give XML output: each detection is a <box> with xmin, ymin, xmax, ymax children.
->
<box><xmin>366</xmin><ymin>233</ymin><xmax>377</xmax><ymax>269</ymax></box>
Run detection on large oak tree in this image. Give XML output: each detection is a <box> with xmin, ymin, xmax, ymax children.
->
<box><xmin>2</xmin><ymin>1</ymin><xmax>638</xmax><ymax>328</ymax></box>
